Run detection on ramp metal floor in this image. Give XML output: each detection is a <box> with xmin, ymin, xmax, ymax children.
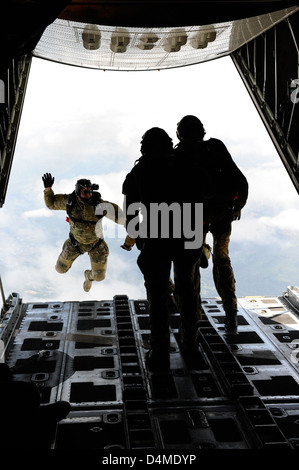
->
<box><xmin>2</xmin><ymin>289</ymin><xmax>299</xmax><ymax>449</ymax></box>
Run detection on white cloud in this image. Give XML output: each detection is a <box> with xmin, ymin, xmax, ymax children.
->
<box><xmin>93</xmin><ymin>170</ymin><xmax>128</xmax><ymax>206</ymax></box>
<box><xmin>232</xmin><ymin>215</ymin><xmax>280</xmax><ymax>244</ymax></box>
<box><xmin>260</xmin><ymin>208</ymin><xmax>299</xmax><ymax>235</ymax></box>
<box><xmin>231</xmin><ymin>206</ymin><xmax>299</xmax><ymax>248</ymax></box>
<box><xmin>22</xmin><ymin>208</ymin><xmax>54</xmax><ymax>218</ymax></box>
<box><xmin>243</xmin><ymin>161</ymin><xmax>299</xmax><ymax>212</ymax></box>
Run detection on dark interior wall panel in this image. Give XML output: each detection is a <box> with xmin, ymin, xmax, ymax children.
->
<box><xmin>58</xmin><ymin>1</ymin><xmax>298</xmax><ymax>28</ymax></box>
<box><xmin>231</xmin><ymin>10</ymin><xmax>299</xmax><ymax>193</ymax></box>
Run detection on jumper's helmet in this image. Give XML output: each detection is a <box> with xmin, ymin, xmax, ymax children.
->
<box><xmin>75</xmin><ymin>178</ymin><xmax>99</xmax><ymax>202</ymax></box>
<box><xmin>176</xmin><ymin>115</ymin><xmax>206</xmax><ymax>142</ymax></box>
<box><xmin>140</xmin><ymin>127</ymin><xmax>173</xmax><ymax>157</ymax></box>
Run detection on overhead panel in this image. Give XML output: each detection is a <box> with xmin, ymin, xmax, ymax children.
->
<box><xmin>32</xmin><ymin>6</ymin><xmax>298</xmax><ymax>71</ymax></box>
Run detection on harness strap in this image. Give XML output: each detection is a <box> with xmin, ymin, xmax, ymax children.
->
<box><xmin>69</xmin><ymin>233</ymin><xmax>83</xmax><ymax>254</ymax></box>
<box><xmin>69</xmin><ymin>233</ymin><xmax>103</xmax><ymax>255</ymax></box>
<box><xmin>68</xmin><ymin>215</ymin><xmax>98</xmax><ymax>225</ymax></box>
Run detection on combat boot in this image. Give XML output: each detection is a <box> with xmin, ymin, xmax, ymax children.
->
<box><xmin>83</xmin><ymin>270</ymin><xmax>93</xmax><ymax>292</ymax></box>
<box><xmin>146</xmin><ymin>349</ymin><xmax>170</xmax><ymax>372</ymax></box>
<box><xmin>178</xmin><ymin>329</ymin><xmax>203</xmax><ymax>370</ymax></box>
<box><xmin>224</xmin><ymin>310</ymin><xmax>238</xmax><ymax>334</ymax></box>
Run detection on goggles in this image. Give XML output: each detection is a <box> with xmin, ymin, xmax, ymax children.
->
<box><xmin>80</xmin><ymin>187</ymin><xmax>92</xmax><ymax>195</ymax></box>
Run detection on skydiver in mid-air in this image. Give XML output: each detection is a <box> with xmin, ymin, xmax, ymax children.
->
<box><xmin>42</xmin><ymin>173</ymin><xmax>124</xmax><ymax>292</ymax></box>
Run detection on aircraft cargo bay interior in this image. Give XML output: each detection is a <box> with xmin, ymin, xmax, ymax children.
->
<box><xmin>1</xmin><ymin>1</ymin><xmax>299</xmax><ymax>451</ymax></box>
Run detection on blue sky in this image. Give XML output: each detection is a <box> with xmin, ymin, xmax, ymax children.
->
<box><xmin>1</xmin><ymin>54</ymin><xmax>299</xmax><ymax>304</ymax></box>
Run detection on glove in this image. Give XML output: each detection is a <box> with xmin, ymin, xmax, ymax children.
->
<box><xmin>121</xmin><ymin>244</ymin><xmax>132</xmax><ymax>251</ymax></box>
<box><xmin>42</xmin><ymin>173</ymin><xmax>55</xmax><ymax>188</ymax></box>
<box><xmin>232</xmin><ymin>209</ymin><xmax>241</xmax><ymax>221</ymax></box>
<box><xmin>121</xmin><ymin>235</ymin><xmax>136</xmax><ymax>251</ymax></box>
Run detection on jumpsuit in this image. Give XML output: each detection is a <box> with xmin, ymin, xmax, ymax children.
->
<box><xmin>44</xmin><ymin>189</ymin><xmax>124</xmax><ymax>282</ymax></box>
